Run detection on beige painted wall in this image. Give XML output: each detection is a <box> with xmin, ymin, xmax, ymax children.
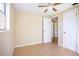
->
<box><xmin>0</xmin><ymin>4</ymin><xmax>15</xmax><ymax>56</ymax></box>
<box><xmin>14</xmin><ymin>11</ymin><xmax>42</xmax><ymax>47</ymax></box>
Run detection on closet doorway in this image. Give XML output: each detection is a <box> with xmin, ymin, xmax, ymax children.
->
<box><xmin>52</xmin><ymin>17</ymin><xmax>58</xmax><ymax>44</ymax></box>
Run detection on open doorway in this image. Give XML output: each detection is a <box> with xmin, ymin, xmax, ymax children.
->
<box><xmin>52</xmin><ymin>17</ymin><xmax>58</xmax><ymax>44</ymax></box>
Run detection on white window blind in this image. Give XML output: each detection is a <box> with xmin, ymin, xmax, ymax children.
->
<box><xmin>0</xmin><ymin>12</ymin><xmax>5</xmax><ymax>30</ymax></box>
<box><xmin>0</xmin><ymin>3</ymin><xmax>10</xmax><ymax>32</ymax></box>
<box><xmin>0</xmin><ymin>3</ymin><xmax>4</xmax><ymax>13</ymax></box>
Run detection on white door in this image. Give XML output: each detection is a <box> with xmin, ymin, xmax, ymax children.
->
<box><xmin>43</xmin><ymin>18</ymin><xmax>52</xmax><ymax>43</ymax></box>
<box><xmin>63</xmin><ymin>8</ymin><xmax>77</xmax><ymax>52</ymax></box>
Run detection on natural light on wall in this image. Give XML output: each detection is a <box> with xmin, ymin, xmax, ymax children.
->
<box><xmin>0</xmin><ymin>3</ymin><xmax>10</xmax><ymax>32</ymax></box>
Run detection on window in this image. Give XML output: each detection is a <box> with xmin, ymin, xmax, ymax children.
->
<box><xmin>0</xmin><ymin>3</ymin><xmax>10</xmax><ymax>32</ymax></box>
<box><xmin>0</xmin><ymin>3</ymin><xmax>5</xmax><ymax>13</ymax></box>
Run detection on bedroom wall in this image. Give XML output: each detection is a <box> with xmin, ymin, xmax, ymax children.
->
<box><xmin>0</xmin><ymin>4</ymin><xmax>15</xmax><ymax>56</ymax></box>
<box><xmin>14</xmin><ymin>11</ymin><xmax>42</xmax><ymax>47</ymax></box>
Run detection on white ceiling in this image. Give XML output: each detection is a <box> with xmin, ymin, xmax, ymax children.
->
<box><xmin>13</xmin><ymin>3</ymin><xmax>74</xmax><ymax>17</ymax></box>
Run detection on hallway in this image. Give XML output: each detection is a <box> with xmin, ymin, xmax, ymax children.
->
<box><xmin>13</xmin><ymin>43</ymin><xmax>78</xmax><ymax>56</ymax></box>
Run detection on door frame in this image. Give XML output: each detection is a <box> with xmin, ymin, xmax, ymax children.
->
<box><xmin>50</xmin><ymin>14</ymin><xmax>63</xmax><ymax>46</ymax></box>
<box><xmin>51</xmin><ymin>17</ymin><xmax>58</xmax><ymax>44</ymax></box>
<box><xmin>42</xmin><ymin>16</ymin><xmax>44</xmax><ymax>44</ymax></box>
<box><xmin>52</xmin><ymin>17</ymin><xmax>58</xmax><ymax>38</ymax></box>
<box><xmin>42</xmin><ymin>16</ymin><xmax>58</xmax><ymax>44</ymax></box>
<box><xmin>42</xmin><ymin>14</ymin><xmax>63</xmax><ymax>46</ymax></box>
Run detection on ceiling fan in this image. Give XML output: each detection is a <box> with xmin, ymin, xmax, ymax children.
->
<box><xmin>38</xmin><ymin>3</ymin><xmax>61</xmax><ymax>13</ymax></box>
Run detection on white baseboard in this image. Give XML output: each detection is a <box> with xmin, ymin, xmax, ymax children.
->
<box><xmin>14</xmin><ymin>42</ymin><xmax>42</xmax><ymax>48</ymax></box>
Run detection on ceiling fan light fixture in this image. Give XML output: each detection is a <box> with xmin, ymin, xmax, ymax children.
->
<box><xmin>44</xmin><ymin>9</ymin><xmax>48</xmax><ymax>13</ymax></box>
<box><xmin>52</xmin><ymin>8</ymin><xmax>57</xmax><ymax>12</ymax></box>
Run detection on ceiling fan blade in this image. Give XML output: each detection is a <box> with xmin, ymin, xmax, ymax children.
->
<box><xmin>38</xmin><ymin>3</ymin><xmax>62</xmax><ymax>7</ymax></box>
<box><xmin>72</xmin><ymin>3</ymin><xmax>78</xmax><ymax>5</ymax></box>
<box><xmin>38</xmin><ymin>3</ymin><xmax>51</xmax><ymax>7</ymax></box>
<box><xmin>51</xmin><ymin>3</ymin><xmax>62</xmax><ymax>6</ymax></box>
<box><xmin>38</xmin><ymin>5</ymin><xmax>48</xmax><ymax>7</ymax></box>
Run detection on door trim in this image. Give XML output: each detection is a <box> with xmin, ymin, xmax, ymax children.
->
<box><xmin>42</xmin><ymin>16</ymin><xmax>44</xmax><ymax>44</ymax></box>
